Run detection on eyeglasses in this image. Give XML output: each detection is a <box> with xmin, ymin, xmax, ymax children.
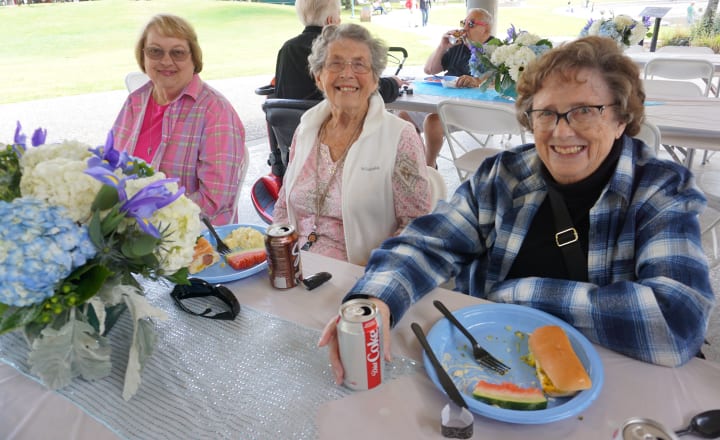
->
<box><xmin>525</xmin><ymin>104</ymin><xmax>618</xmax><ymax>131</ymax></box>
<box><xmin>143</xmin><ymin>46</ymin><xmax>191</xmax><ymax>62</ymax></box>
<box><xmin>325</xmin><ymin>60</ymin><xmax>372</xmax><ymax>74</ymax></box>
<box><xmin>171</xmin><ymin>278</ymin><xmax>240</xmax><ymax>320</ymax></box>
<box><xmin>460</xmin><ymin>18</ymin><xmax>488</xmax><ymax>28</ymax></box>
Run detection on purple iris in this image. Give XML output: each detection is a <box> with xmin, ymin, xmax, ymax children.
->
<box><xmin>120</xmin><ymin>178</ymin><xmax>184</xmax><ymax>238</ymax></box>
<box><xmin>85</xmin><ymin>165</ymin><xmax>126</xmax><ymax>189</ymax></box>
<box><xmin>31</xmin><ymin>127</ymin><xmax>47</xmax><ymax>146</ymax></box>
<box><xmin>14</xmin><ymin>121</ymin><xmax>26</xmax><ymax>146</ymax></box>
<box><xmin>505</xmin><ymin>24</ymin><xmax>517</xmax><ymax>44</ymax></box>
<box><xmin>87</xmin><ymin>131</ymin><xmax>134</xmax><ymax>174</ymax></box>
<box><xmin>12</xmin><ymin>121</ymin><xmax>47</xmax><ymax>156</ymax></box>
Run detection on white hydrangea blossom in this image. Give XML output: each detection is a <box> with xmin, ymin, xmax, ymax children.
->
<box><xmin>580</xmin><ymin>14</ymin><xmax>648</xmax><ymax>50</ymax></box>
<box><xmin>20</xmin><ymin>142</ymin><xmax>102</xmax><ymax>223</ymax></box>
<box><xmin>124</xmin><ymin>172</ymin><xmax>202</xmax><ymax>274</ymax></box>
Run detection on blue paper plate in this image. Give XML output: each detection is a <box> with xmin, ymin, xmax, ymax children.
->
<box><xmin>193</xmin><ymin>224</ymin><xmax>267</xmax><ymax>284</ymax></box>
<box><xmin>424</xmin><ymin>303</ymin><xmax>604</xmax><ymax>424</ymax></box>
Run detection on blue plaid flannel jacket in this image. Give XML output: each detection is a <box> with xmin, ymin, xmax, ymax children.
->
<box><xmin>345</xmin><ymin>136</ymin><xmax>715</xmax><ymax>367</ymax></box>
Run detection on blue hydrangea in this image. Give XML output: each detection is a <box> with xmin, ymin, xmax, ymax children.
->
<box><xmin>0</xmin><ymin>198</ymin><xmax>97</xmax><ymax>307</ymax></box>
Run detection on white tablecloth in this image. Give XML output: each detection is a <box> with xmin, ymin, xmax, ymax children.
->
<box><xmin>2</xmin><ymin>252</ymin><xmax>720</xmax><ymax>439</ymax></box>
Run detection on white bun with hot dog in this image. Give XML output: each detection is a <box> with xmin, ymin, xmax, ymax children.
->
<box><xmin>528</xmin><ymin>325</ymin><xmax>592</xmax><ymax>397</ymax></box>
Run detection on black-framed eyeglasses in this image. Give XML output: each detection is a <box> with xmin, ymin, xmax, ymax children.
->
<box><xmin>525</xmin><ymin>104</ymin><xmax>618</xmax><ymax>131</ymax></box>
<box><xmin>171</xmin><ymin>278</ymin><xmax>240</xmax><ymax>320</ymax></box>
<box><xmin>143</xmin><ymin>46</ymin><xmax>191</xmax><ymax>62</ymax></box>
<box><xmin>325</xmin><ymin>60</ymin><xmax>372</xmax><ymax>74</ymax></box>
<box><xmin>460</xmin><ymin>18</ymin><xmax>488</xmax><ymax>28</ymax></box>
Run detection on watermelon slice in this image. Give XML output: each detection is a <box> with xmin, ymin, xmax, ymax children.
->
<box><xmin>472</xmin><ymin>380</ymin><xmax>548</xmax><ymax>411</ymax></box>
<box><xmin>225</xmin><ymin>248</ymin><xmax>267</xmax><ymax>271</ymax></box>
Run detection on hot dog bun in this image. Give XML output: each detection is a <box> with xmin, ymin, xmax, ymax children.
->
<box><xmin>528</xmin><ymin>325</ymin><xmax>591</xmax><ymax>397</ymax></box>
<box><xmin>188</xmin><ymin>236</ymin><xmax>220</xmax><ymax>274</ymax></box>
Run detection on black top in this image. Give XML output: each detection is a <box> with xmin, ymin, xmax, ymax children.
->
<box><xmin>441</xmin><ymin>44</ymin><xmax>472</xmax><ymax>77</ymax></box>
<box><xmin>440</xmin><ymin>36</ymin><xmax>494</xmax><ymax>77</ymax></box>
<box><xmin>273</xmin><ymin>26</ymin><xmax>400</xmax><ymax>103</ymax></box>
<box><xmin>506</xmin><ymin>140</ymin><xmax>623</xmax><ymax>281</ymax></box>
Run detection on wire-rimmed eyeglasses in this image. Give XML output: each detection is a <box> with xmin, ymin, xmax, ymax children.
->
<box><xmin>460</xmin><ymin>18</ymin><xmax>488</xmax><ymax>28</ymax></box>
<box><xmin>143</xmin><ymin>46</ymin><xmax>191</xmax><ymax>62</ymax></box>
<box><xmin>525</xmin><ymin>104</ymin><xmax>618</xmax><ymax>131</ymax></box>
<box><xmin>324</xmin><ymin>60</ymin><xmax>372</xmax><ymax>74</ymax></box>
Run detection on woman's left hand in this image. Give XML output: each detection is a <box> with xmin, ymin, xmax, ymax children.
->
<box><xmin>455</xmin><ymin>75</ymin><xmax>479</xmax><ymax>88</ymax></box>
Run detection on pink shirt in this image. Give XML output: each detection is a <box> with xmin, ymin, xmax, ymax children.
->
<box><xmin>112</xmin><ymin>74</ymin><xmax>247</xmax><ymax>225</ymax></box>
<box><xmin>133</xmin><ymin>97</ymin><xmax>167</xmax><ymax>163</ymax></box>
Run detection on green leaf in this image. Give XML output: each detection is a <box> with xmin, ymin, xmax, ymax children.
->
<box><xmin>100</xmin><ymin>209</ymin><xmax>125</xmax><ymax>236</ymax></box>
<box><xmin>92</xmin><ymin>184</ymin><xmax>119</xmax><ymax>211</ymax></box>
<box><xmin>121</xmin><ymin>291</ymin><xmax>167</xmax><ymax>400</ymax></box>
<box><xmin>27</xmin><ymin>317</ymin><xmax>112</xmax><ymax>390</ymax></box>
<box><xmin>70</xmin><ymin>264</ymin><xmax>114</xmax><ymax>304</ymax></box>
<box><xmin>88</xmin><ymin>210</ymin><xmax>105</xmax><ymax>249</ymax></box>
<box><xmin>0</xmin><ymin>305</ymin><xmax>42</xmax><ymax>335</ymax></box>
<box><xmin>121</xmin><ymin>233</ymin><xmax>158</xmax><ymax>258</ymax></box>
<box><xmin>165</xmin><ymin>267</ymin><xmax>190</xmax><ymax>285</ymax></box>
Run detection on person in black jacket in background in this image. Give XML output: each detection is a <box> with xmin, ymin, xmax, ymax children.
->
<box><xmin>274</xmin><ymin>0</ymin><xmax>407</xmax><ymax>103</ymax></box>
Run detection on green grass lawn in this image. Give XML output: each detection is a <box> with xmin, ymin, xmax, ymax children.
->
<box><xmin>0</xmin><ymin>0</ymin><xmax>643</xmax><ymax>104</ymax></box>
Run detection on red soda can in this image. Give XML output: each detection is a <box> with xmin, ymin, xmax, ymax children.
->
<box><xmin>612</xmin><ymin>417</ymin><xmax>679</xmax><ymax>440</ymax></box>
<box><xmin>265</xmin><ymin>224</ymin><xmax>303</xmax><ymax>289</ymax></box>
<box><xmin>337</xmin><ymin>299</ymin><xmax>384</xmax><ymax>391</ymax></box>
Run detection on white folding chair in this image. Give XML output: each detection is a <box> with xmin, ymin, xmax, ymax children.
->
<box><xmin>642</xmin><ymin>78</ymin><xmax>704</xmax><ymax>99</ymax></box>
<box><xmin>643</xmin><ymin>59</ymin><xmax>716</xmax><ymax>166</ymax></box>
<box><xmin>125</xmin><ymin>72</ymin><xmax>150</xmax><ymax>93</ymax></box>
<box><xmin>657</xmin><ymin>46</ymin><xmax>714</xmax><ymax>54</ymax></box>
<box><xmin>426</xmin><ymin>165</ymin><xmax>447</xmax><ymax>210</ymax></box>
<box><xmin>437</xmin><ymin>100</ymin><xmax>526</xmax><ymax>181</ymax></box>
<box><xmin>635</xmin><ymin>120</ymin><xmax>662</xmax><ymax>155</ymax></box>
<box><xmin>643</xmin><ymin>58</ymin><xmax>714</xmax><ymax>96</ymax></box>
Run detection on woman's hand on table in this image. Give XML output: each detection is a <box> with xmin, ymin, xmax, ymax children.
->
<box><xmin>455</xmin><ymin>75</ymin><xmax>480</xmax><ymax>88</ymax></box>
<box><xmin>318</xmin><ymin>297</ymin><xmax>393</xmax><ymax>385</ymax></box>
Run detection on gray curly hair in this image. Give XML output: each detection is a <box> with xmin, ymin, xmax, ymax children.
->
<box><xmin>307</xmin><ymin>23</ymin><xmax>388</xmax><ymax>79</ymax></box>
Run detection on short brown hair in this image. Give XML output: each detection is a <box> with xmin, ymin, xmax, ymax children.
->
<box><xmin>515</xmin><ymin>36</ymin><xmax>644</xmax><ymax>136</ymax></box>
<box><xmin>135</xmin><ymin>14</ymin><xmax>203</xmax><ymax>74</ymax></box>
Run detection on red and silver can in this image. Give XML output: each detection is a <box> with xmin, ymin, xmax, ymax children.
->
<box><xmin>612</xmin><ymin>418</ymin><xmax>679</xmax><ymax>440</ymax></box>
<box><xmin>337</xmin><ymin>299</ymin><xmax>384</xmax><ymax>391</ymax></box>
<box><xmin>265</xmin><ymin>224</ymin><xmax>303</xmax><ymax>289</ymax></box>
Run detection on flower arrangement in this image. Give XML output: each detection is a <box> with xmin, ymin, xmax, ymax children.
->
<box><xmin>469</xmin><ymin>25</ymin><xmax>553</xmax><ymax>99</ymax></box>
<box><xmin>579</xmin><ymin>14</ymin><xmax>651</xmax><ymax>50</ymax></box>
<box><xmin>0</xmin><ymin>122</ymin><xmax>202</xmax><ymax>400</ymax></box>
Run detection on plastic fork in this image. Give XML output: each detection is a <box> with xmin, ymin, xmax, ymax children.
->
<box><xmin>433</xmin><ymin>300</ymin><xmax>510</xmax><ymax>375</ymax></box>
<box><xmin>201</xmin><ymin>216</ymin><xmax>232</xmax><ymax>255</ymax></box>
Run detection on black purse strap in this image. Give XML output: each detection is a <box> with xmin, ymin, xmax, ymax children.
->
<box><xmin>545</xmin><ymin>185</ymin><xmax>588</xmax><ymax>281</ymax></box>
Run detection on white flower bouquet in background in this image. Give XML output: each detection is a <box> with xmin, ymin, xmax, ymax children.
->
<box><xmin>579</xmin><ymin>14</ymin><xmax>651</xmax><ymax>50</ymax></box>
<box><xmin>469</xmin><ymin>25</ymin><xmax>553</xmax><ymax>99</ymax></box>
<box><xmin>0</xmin><ymin>122</ymin><xmax>202</xmax><ymax>400</ymax></box>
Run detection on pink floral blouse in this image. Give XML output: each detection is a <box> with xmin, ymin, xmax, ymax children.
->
<box><xmin>274</xmin><ymin>124</ymin><xmax>430</xmax><ymax>262</ymax></box>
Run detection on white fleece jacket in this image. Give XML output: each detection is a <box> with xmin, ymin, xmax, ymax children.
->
<box><xmin>282</xmin><ymin>94</ymin><xmax>409</xmax><ymax>265</ymax></box>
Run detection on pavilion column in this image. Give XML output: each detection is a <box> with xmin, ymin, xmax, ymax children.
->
<box><xmin>466</xmin><ymin>0</ymin><xmax>498</xmax><ymax>35</ymax></box>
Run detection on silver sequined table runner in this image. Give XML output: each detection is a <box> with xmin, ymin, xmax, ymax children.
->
<box><xmin>0</xmin><ymin>281</ymin><xmax>420</xmax><ymax>439</ymax></box>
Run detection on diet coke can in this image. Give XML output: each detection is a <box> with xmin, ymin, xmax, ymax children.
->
<box><xmin>612</xmin><ymin>417</ymin><xmax>679</xmax><ymax>440</ymax></box>
<box><xmin>265</xmin><ymin>224</ymin><xmax>302</xmax><ymax>289</ymax></box>
<box><xmin>337</xmin><ymin>298</ymin><xmax>384</xmax><ymax>391</ymax></box>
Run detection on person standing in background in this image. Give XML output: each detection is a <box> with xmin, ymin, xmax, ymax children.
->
<box><xmin>419</xmin><ymin>0</ymin><xmax>430</xmax><ymax>27</ymax></box>
<box><xmin>687</xmin><ymin>2</ymin><xmax>695</xmax><ymax>25</ymax></box>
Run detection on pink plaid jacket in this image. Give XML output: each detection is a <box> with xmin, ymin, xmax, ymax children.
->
<box><xmin>113</xmin><ymin>74</ymin><xmax>247</xmax><ymax>225</ymax></box>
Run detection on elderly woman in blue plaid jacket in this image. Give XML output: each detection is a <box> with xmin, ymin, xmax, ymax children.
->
<box><xmin>319</xmin><ymin>36</ymin><xmax>715</xmax><ymax>382</ymax></box>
